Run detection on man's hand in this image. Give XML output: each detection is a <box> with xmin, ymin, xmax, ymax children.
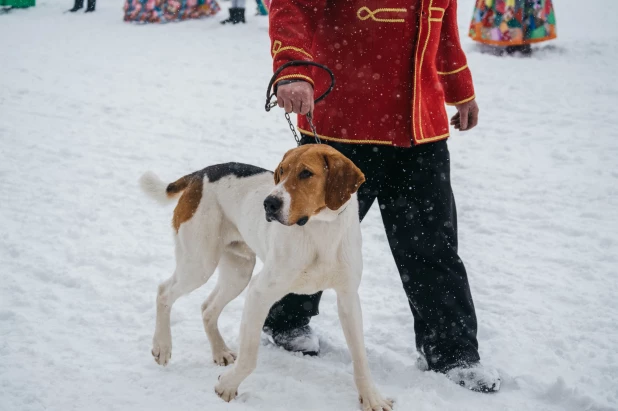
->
<box><xmin>450</xmin><ymin>99</ymin><xmax>479</xmax><ymax>131</ymax></box>
<box><xmin>276</xmin><ymin>81</ymin><xmax>314</xmax><ymax>115</ymax></box>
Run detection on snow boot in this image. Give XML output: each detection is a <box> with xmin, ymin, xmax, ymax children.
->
<box><xmin>505</xmin><ymin>44</ymin><xmax>532</xmax><ymax>56</ymax></box>
<box><xmin>236</xmin><ymin>7</ymin><xmax>245</xmax><ymax>23</ymax></box>
<box><xmin>263</xmin><ymin>325</ymin><xmax>320</xmax><ymax>356</ymax></box>
<box><xmin>445</xmin><ymin>363</ymin><xmax>501</xmax><ymax>393</ymax></box>
<box><xmin>68</xmin><ymin>0</ymin><xmax>84</xmax><ymax>12</ymax></box>
<box><xmin>85</xmin><ymin>0</ymin><xmax>95</xmax><ymax>12</ymax></box>
<box><xmin>417</xmin><ymin>353</ymin><xmax>501</xmax><ymax>393</ymax></box>
<box><xmin>220</xmin><ymin>7</ymin><xmax>238</xmax><ymax>24</ymax></box>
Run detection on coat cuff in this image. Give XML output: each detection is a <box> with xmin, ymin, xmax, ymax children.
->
<box><xmin>439</xmin><ymin>65</ymin><xmax>476</xmax><ymax>106</ymax></box>
<box><xmin>273</xmin><ymin>78</ymin><xmax>313</xmax><ymax>96</ymax></box>
<box><xmin>273</xmin><ymin>71</ymin><xmax>315</xmax><ymax>89</ymax></box>
<box><xmin>272</xmin><ymin>39</ymin><xmax>315</xmax><ymax>89</ymax></box>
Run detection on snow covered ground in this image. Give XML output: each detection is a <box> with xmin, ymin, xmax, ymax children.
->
<box><xmin>1</xmin><ymin>1</ymin><xmax>617</xmax><ymax>410</ymax></box>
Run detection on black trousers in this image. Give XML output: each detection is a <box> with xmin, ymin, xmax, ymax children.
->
<box><xmin>264</xmin><ymin>136</ymin><xmax>480</xmax><ymax>371</ymax></box>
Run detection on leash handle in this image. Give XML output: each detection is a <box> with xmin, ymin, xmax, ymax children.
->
<box><xmin>265</xmin><ymin>60</ymin><xmax>335</xmax><ymax>112</ymax></box>
<box><xmin>265</xmin><ymin>61</ymin><xmax>335</xmax><ymax>145</ymax></box>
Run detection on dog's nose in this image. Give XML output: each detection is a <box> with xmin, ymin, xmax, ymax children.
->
<box><xmin>264</xmin><ymin>196</ymin><xmax>283</xmax><ymax>214</ymax></box>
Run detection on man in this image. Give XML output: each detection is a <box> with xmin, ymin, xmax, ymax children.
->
<box><xmin>264</xmin><ymin>0</ymin><xmax>501</xmax><ymax>392</ymax></box>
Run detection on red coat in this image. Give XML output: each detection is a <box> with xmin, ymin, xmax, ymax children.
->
<box><xmin>269</xmin><ymin>0</ymin><xmax>475</xmax><ymax>147</ymax></box>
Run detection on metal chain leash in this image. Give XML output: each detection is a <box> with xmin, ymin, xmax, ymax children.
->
<box><xmin>307</xmin><ymin>113</ymin><xmax>321</xmax><ymax>145</ymax></box>
<box><xmin>284</xmin><ymin>112</ymin><xmax>321</xmax><ymax>146</ymax></box>
<box><xmin>284</xmin><ymin>112</ymin><xmax>301</xmax><ymax>146</ymax></box>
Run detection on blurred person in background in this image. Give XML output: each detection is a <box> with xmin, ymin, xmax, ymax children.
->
<box><xmin>68</xmin><ymin>0</ymin><xmax>94</xmax><ymax>13</ymax></box>
<box><xmin>469</xmin><ymin>0</ymin><xmax>557</xmax><ymax>55</ymax></box>
<box><xmin>220</xmin><ymin>0</ymin><xmax>246</xmax><ymax>24</ymax></box>
<box><xmin>255</xmin><ymin>0</ymin><xmax>269</xmax><ymax>16</ymax></box>
<box><xmin>1</xmin><ymin>0</ymin><xmax>35</xmax><ymax>12</ymax></box>
<box><xmin>123</xmin><ymin>0</ymin><xmax>219</xmax><ymax>23</ymax></box>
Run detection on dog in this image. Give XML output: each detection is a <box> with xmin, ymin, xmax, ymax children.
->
<box><xmin>140</xmin><ymin>144</ymin><xmax>393</xmax><ymax>411</ymax></box>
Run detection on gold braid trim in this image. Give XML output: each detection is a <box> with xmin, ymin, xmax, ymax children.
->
<box><xmin>445</xmin><ymin>94</ymin><xmax>476</xmax><ymax>106</ymax></box>
<box><xmin>274</xmin><ymin>74</ymin><xmax>315</xmax><ymax>87</ymax></box>
<box><xmin>272</xmin><ymin>40</ymin><xmax>313</xmax><ymax>60</ymax></box>
<box><xmin>298</xmin><ymin>128</ymin><xmax>394</xmax><ymax>145</ymax></box>
<box><xmin>357</xmin><ymin>7</ymin><xmax>407</xmax><ymax>23</ymax></box>
<box><xmin>437</xmin><ymin>64</ymin><xmax>468</xmax><ymax>76</ymax></box>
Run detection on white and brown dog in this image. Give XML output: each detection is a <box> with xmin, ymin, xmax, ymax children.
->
<box><xmin>140</xmin><ymin>144</ymin><xmax>393</xmax><ymax>411</ymax></box>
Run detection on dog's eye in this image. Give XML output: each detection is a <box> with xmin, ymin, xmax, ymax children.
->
<box><xmin>279</xmin><ymin>167</ymin><xmax>284</xmax><ymax>176</ymax></box>
<box><xmin>298</xmin><ymin>169</ymin><xmax>313</xmax><ymax>180</ymax></box>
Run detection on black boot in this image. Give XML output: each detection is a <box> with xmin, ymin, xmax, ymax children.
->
<box><xmin>220</xmin><ymin>7</ymin><xmax>237</xmax><ymax>24</ymax></box>
<box><xmin>505</xmin><ymin>44</ymin><xmax>532</xmax><ymax>56</ymax></box>
<box><xmin>236</xmin><ymin>7</ymin><xmax>245</xmax><ymax>23</ymax></box>
<box><xmin>85</xmin><ymin>0</ymin><xmax>95</xmax><ymax>12</ymax></box>
<box><xmin>68</xmin><ymin>0</ymin><xmax>84</xmax><ymax>12</ymax></box>
<box><xmin>263</xmin><ymin>325</ymin><xmax>320</xmax><ymax>356</ymax></box>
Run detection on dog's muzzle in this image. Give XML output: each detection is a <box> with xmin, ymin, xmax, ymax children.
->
<box><xmin>264</xmin><ymin>195</ymin><xmax>283</xmax><ymax>222</ymax></box>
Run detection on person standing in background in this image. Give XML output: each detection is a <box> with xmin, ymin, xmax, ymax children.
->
<box><xmin>220</xmin><ymin>0</ymin><xmax>246</xmax><ymax>24</ymax></box>
<box><xmin>469</xmin><ymin>0</ymin><xmax>557</xmax><ymax>54</ymax></box>
<box><xmin>255</xmin><ymin>0</ymin><xmax>269</xmax><ymax>16</ymax></box>
<box><xmin>1</xmin><ymin>0</ymin><xmax>35</xmax><ymax>12</ymax></box>
<box><xmin>123</xmin><ymin>0</ymin><xmax>219</xmax><ymax>23</ymax></box>
<box><xmin>68</xmin><ymin>0</ymin><xmax>95</xmax><ymax>13</ymax></box>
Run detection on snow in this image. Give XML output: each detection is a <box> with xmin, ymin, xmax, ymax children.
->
<box><xmin>1</xmin><ymin>1</ymin><xmax>617</xmax><ymax>410</ymax></box>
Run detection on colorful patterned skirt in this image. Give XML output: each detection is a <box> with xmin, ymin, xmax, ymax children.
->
<box><xmin>469</xmin><ymin>0</ymin><xmax>556</xmax><ymax>46</ymax></box>
<box><xmin>124</xmin><ymin>0</ymin><xmax>219</xmax><ymax>23</ymax></box>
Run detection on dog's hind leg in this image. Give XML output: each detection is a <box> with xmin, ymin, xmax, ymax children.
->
<box><xmin>202</xmin><ymin>246</ymin><xmax>255</xmax><ymax>366</ymax></box>
<box><xmin>152</xmin><ymin>218</ymin><xmax>223</xmax><ymax>367</ymax></box>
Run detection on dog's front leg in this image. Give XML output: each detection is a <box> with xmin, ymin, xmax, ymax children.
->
<box><xmin>336</xmin><ymin>289</ymin><xmax>393</xmax><ymax>411</ymax></box>
<box><xmin>215</xmin><ymin>268</ymin><xmax>289</xmax><ymax>402</ymax></box>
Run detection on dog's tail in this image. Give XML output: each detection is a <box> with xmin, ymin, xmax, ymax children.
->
<box><xmin>139</xmin><ymin>171</ymin><xmax>192</xmax><ymax>205</ymax></box>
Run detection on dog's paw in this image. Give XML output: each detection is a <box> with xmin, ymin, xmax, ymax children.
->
<box><xmin>215</xmin><ymin>382</ymin><xmax>238</xmax><ymax>402</ymax></box>
<box><xmin>151</xmin><ymin>341</ymin><xmax>172</xmax><ymax>366</ymax></box>
<box><xmin>213</xmin><ymin>349</ymin><xmax>237</xmax><ymax>366</ymax></box>
<box><xmin>359</xmin><ymin>392</ymin><xmax>394</xmax><ymax>411</ymax></box>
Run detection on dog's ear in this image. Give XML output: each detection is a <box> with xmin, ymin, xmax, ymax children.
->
<box><xmin>274</xmin><ymin>161</ymin><xmax>282</xmax><ymax>185</ymax></box>
<box><xmin>324</xmin><ymin>150</ymin><xmax>365</xmax><ymax>210</ymax></box>
<box><xmin>274</xmin><ymin>149</ymin><xmax>293</xmax><ymax>185</ymax></box>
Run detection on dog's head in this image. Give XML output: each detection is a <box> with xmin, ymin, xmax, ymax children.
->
<box><xmin>264</xmin><ymin>145</ymin><xmax>365</xmax><ymax>226</ymax></box>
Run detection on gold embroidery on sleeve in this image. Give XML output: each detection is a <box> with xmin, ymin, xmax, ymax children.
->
<box><xmin>272</xmin><ymin>40</ymin><xmax>313</xmax><ymax>59</ymax></box>
<box><xmin>445</xmin><ymin>95</ymin><xmax>476</xmax><ymax>106</ymax></box>
<box><xmin>437</xmin><ymin>64</ymin><xmax>468</xmax><ymax>75</ymax></box>
<box><xmin>274</xmin><ymin>74</ymin><xmax>315</xmax><ymax>87</ymax></box>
